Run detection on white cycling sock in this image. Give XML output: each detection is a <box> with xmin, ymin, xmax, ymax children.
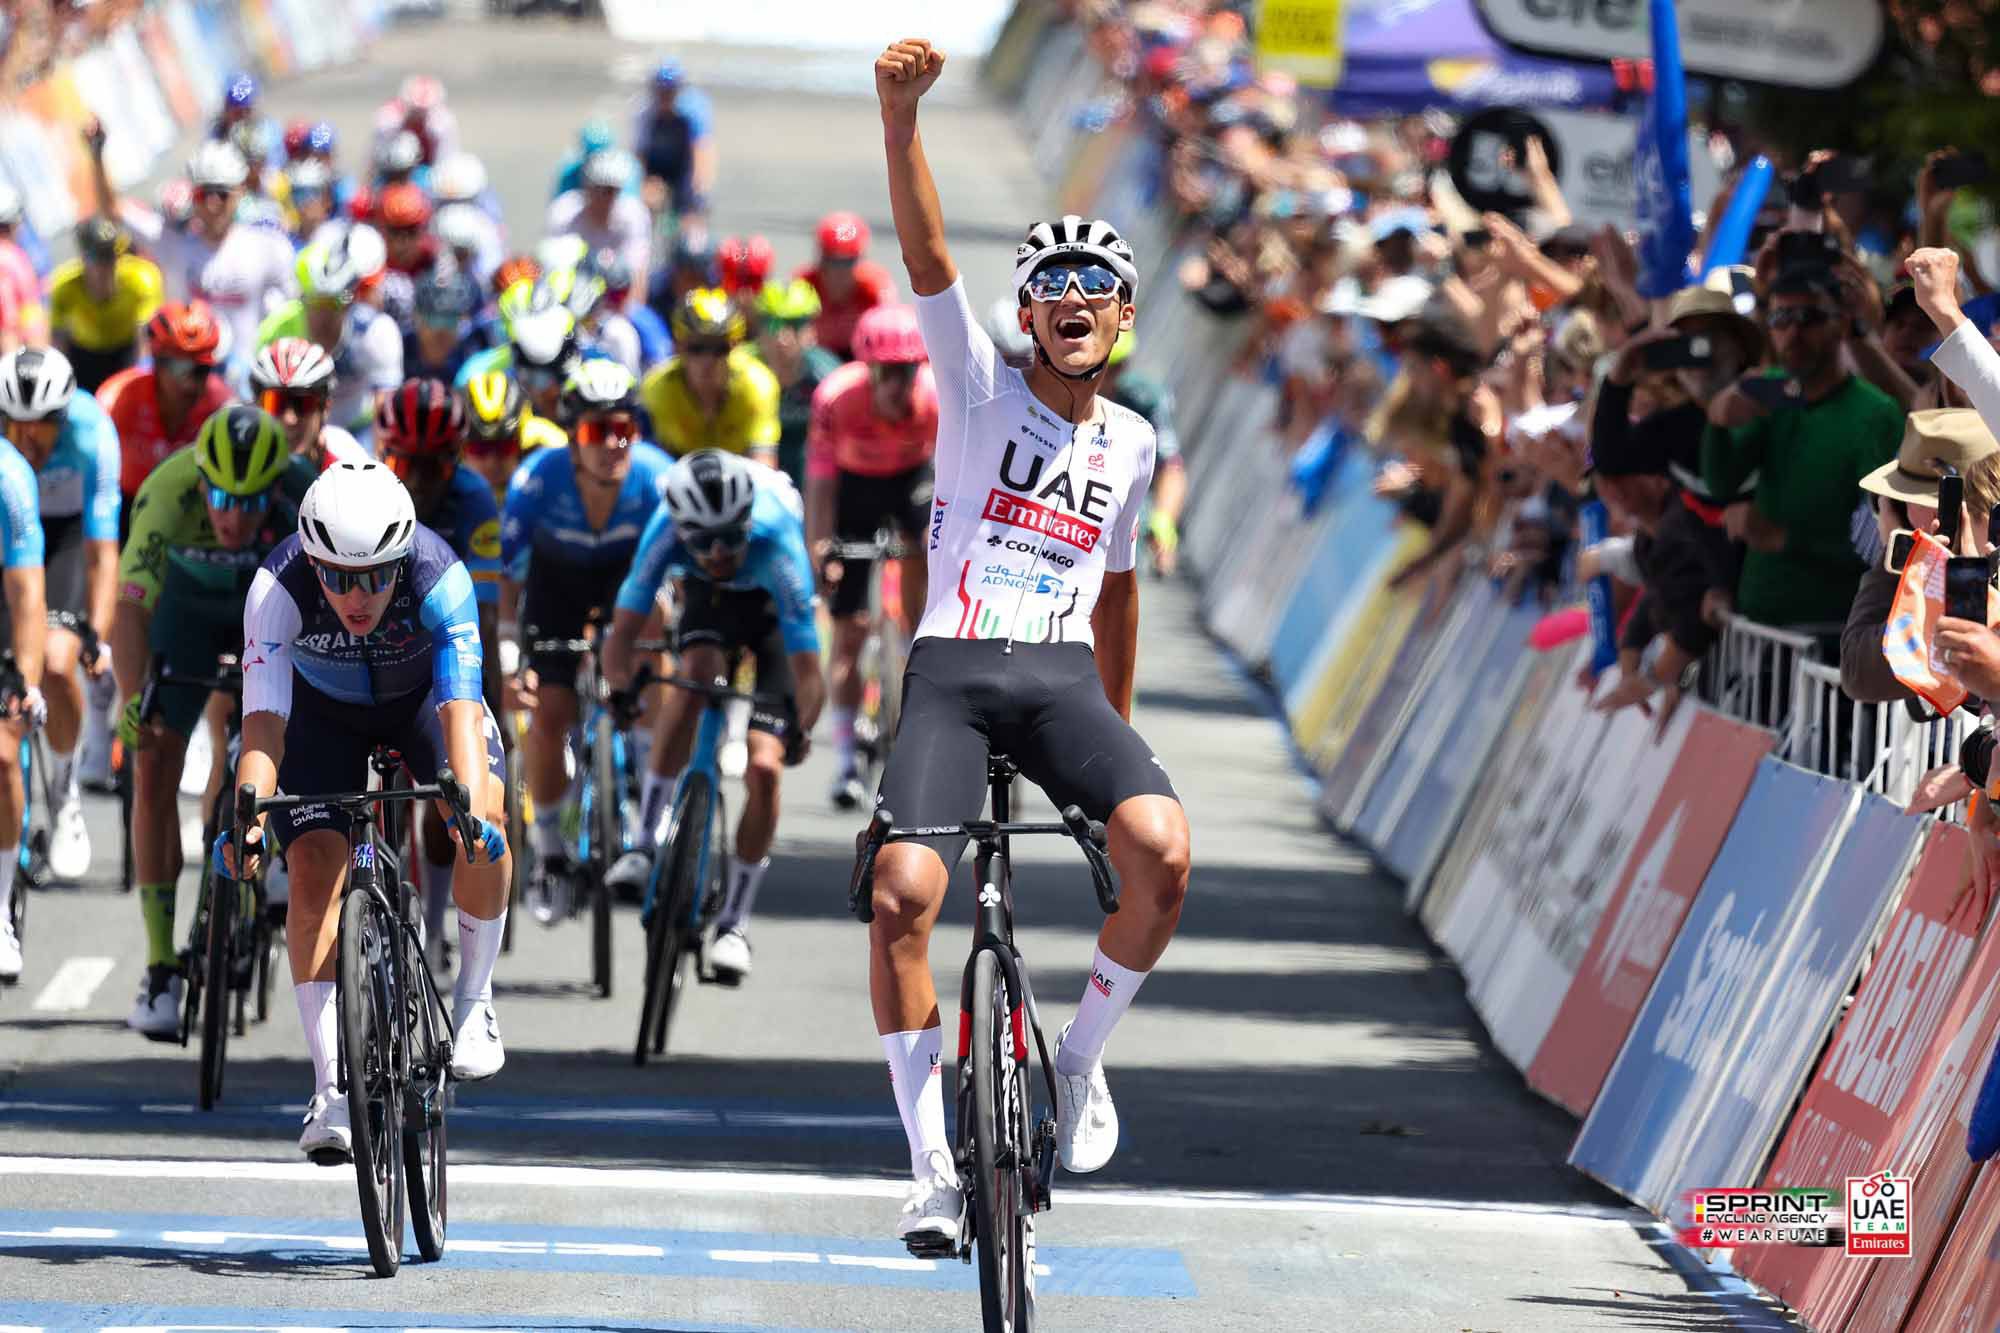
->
<box><xmin>421</xmin><ymin>855</ymin><xmax>452</xmax><ymax>955</ymax></box>
<box><xmin>454</xmin><ymin>907</ymin><xmax>506</xmax><ymax>1014</ymax></box>
<box><xmin>531</xmin><ymin>806</ymin><xmax>564</xmax><ymax>860</ymax></box>
<box><xmin>0</xmin><ymin>853</ymin><xmax>16</xmax><ymax>927</ymax></box>
<box><xmin>295</xmin><ymin>981</ymin><xmax>337</xmax><ymax>1094</ymax></box>
<box><xmin>1056</xmin><ymin>947</ymin><xmax>1148</xmax><ymax>1077</ymax></box>
<box><xmin>832</xmin><ymin>707</ymin><xmax>857</xmax><ymax>769</ymax></box>
<box><xmin>882</xmin><ymin>1026</ymin><xmax>950</xmax><ymax>1178</ymax></box>
<box><xmin>640</xmin><ymin>767</ymin><xmax>682</xmax><ymax>845</ymax></box>
<box><xmin>716</xmin><ymin>855</ymin><xmax>769</xmax><ymax>933</ymax></box>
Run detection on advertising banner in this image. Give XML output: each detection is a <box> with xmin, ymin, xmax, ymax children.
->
<box><xmin>1267</xmin><ymin>452</ymin><xmax>1399</xmax><ymax>697</ymax></box>
<box><xmin>1527</xmin><ymin>709</ymin><xmax>1774</xmax><ymax>1116</ymax></box>
<box><xmin>1661</xmin><ymin>793</ymin><xmax>1920</xmax><ymax>1221</ymax></box>
<box><xmin>1733</xmin><ymin>822</ymin><xmax>1976</xmax><ymax>1312</ymax></box>
<box><xmin>1569</xmin><ymin>759</ymin><xmax>1856</xmax><ymax>1211</ymax></box>
<box><xmin>1897</xmin><ymin>1158</ymin><xmax>2000</xmax><ymax>1331</ymax></box>
<box><xmin>138</xmin><ymin>10</ymin><xmax>199</xmax><ymax>127</ymax></box>
<box><xmin>1253</xmin><ymin>0</ymin><xmax>1345</xmax><ymax>88</ymax></box>
<box><xmin>1834</xmin><ymin>913</ymin><xmax>2000</xmax><ymax>1333</ymax></box>
<box><xmin>1287</xmin><ymin>527</ymin><xmax>1425</xmax><ymax>756</ymax></box>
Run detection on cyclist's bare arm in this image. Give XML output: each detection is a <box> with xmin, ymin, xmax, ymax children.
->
<box><xmin>4</xmin><ymin>567</ymin><xmax>43</xmax><ymax>692</ymax></box>
<box><xmin>1092</xmin><ymin>568</ymin><xmax>1139</xmax><ymax>721</ymax></box>
<box><xmin>85</xmin><ymin>539</ymin><xmax>116</xmax><ymax>646</ymax></box>
<box><xmin>790</xmin><ymin>648</ymin><xmax>826</xmax><ymax>734</ymax></box>
<box><xmin>236</xmin><ymin>710</ymin><xmax>286</xmax><ymax>804</ymax></box>
<box><xmin>602</xmin><ymin>605</ymin><xmax>648</xmax><ymax>691</ymax></box>
<box><xmin>877</xmin><ymin>39</ymin><xmax>955</xmax><ymax>297</ymax></box>
<box><xmin>110</xmin><ymin>599</ymin><xmax>148</xmax><ymax>701</ymax></box>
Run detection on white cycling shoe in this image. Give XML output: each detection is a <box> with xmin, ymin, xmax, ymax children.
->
<box><xmin>300</xmin><ymin>1089</ymin><xmax>352</xmax><ymax>1164</ymax></box>
<box><xmin>0</xmin><ymin>921</ymin><xmax>21</xmax><ymax>983</ymax></box>
<box><xmin>127</xmin><ymin>965</ymin><xmax>184</xmax><ymax>1041</ymax></box>
<box><xmin>708</xmin><ymin>927</ymin><xmax>752</xmax><ymax>983</ymax></box>
<box><xmin>179</xmin><ymin>720</ymin><xmax>211</xmax><ymax>798</ymax></box>
<box><xmin>1053</xmin><ymin>1022</ymin><xmax>1119</xmax><ymax>1174</ymax></box>
<box><xmin>450</xmin><ymin>998</ymin><xmax>505</xmax><ymax>1081</ymax></box>
<box><xmin>47</xmin><ymin>796</ymin><xmax>90</xmax><ymax>882</ymax></box>
<box><xmin>605</xmin><ymin>849</ymin><xmax>653</xmax><ymax>901</ymax></box>
<box><xmin>897</xmin><ymin>1148</ymin><xmax>963</xmax><ymax>1254</ymax></box>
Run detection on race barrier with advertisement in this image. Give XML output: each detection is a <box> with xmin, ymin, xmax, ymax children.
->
<box><xmin>986</xmin><ymin>6</ymin><xmax>2000</xmax><ymax>1324</ymax></box>
<box><xmin>0</xmin><ymin>0</ymin><xmax>381</xmax><ymax>241</ymax></box>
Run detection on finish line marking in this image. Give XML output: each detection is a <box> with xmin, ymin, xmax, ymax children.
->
<box><xmin>0</xmin><ymin>1155</ymin><xmax>1645</xmax><ymax>1225</ymax></box>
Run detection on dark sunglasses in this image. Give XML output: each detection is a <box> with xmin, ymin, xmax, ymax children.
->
<box><xmin>871</xmin><ymin>362</ymin><xmax>919</xmax><ymax>384</ymax></box>
<box><xmin>574</xmin><ymin>414</ymin><xmax>639</xmax><ymax>448</ymax></box>
<box><xmin>381</xmin><ymin>449</ymin><xmax>457</xmax><ymax>480</ymax></box>
<box><xmin>682</xmin><ymin>524</ymin><xmax>748</xmax><ymax>557</ymax></box>
<box><xmin>386</xmin><ymin>224</ymin><xmax>424</xmax><ymax>239</ymax></box>
<box><xmin>1025</xmin><ymin>263</ymin><xmax>1121</xmax><ymax>304</ymax></box>
<box><xmin>158</xmin><ymin>356</ymin><xmax>210</xmax><ymax>381</ymax></box>
<box><xmin>312</xmin><ymin>559</ymin><xmax>399</xmax><ymax>595</ymax></box>
<box><xmin>206</xmin><ymin>484</ymin><xmax>269</xmax><ymax>514</ymax></box>
<box><xmin>516</xmin><ymin>364</ymin><xmax>560</xmax><ymax>391</ymax></box>
<box><xmin>683</xmin><ymin>343</ymin><xmax>732</xmax><ymax>361</ymax></box>
<box><xmin>1768</xmin><ymin>306</ymin><xmax>1833</xmax><ymax>330</ymax></box>
<box><xmin>195</xmin><ymin>187</ymin><xmax>233</xmax><ymax>204</ymax></box>
<box><xmin>259</xmin><ymin>387</ymin><xmax>324</xmax><ymax>417</ymax></box>
<box><xmin>464</xmin><ymin>434</ymin><xmax>521</xmax><ymax>459</ymax></box>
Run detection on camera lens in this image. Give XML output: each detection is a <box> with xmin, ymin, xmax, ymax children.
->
<box><xmin>1961</xmin><ymin>729</ymin><xmax>1997</xmax><ymax>789</ymax></box>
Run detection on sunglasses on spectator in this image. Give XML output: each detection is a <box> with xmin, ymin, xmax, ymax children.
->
<box><xmin>312</xmin><ymin>559</ymin><xmax>399</xmax><ymax>595</ymax></box>
<box><xmin>158</xmin><ymin>356</ymin><xmax>209</xmax><ymax>382</ymax></box>
<box><xmin>259</xmin><ymin>387</ymin><xmax>325</xmax><ymax>417</ymax></box>
<box><xmin>683</xmin><ymin>343</ymin><xmax>732</xmax><ymax>361</ymax></box>
<box><xmin>573</xmin><ymin>414</ymin><xmax>639</xmax><ymax>448</ymax></box>
<box><xmin>682</xmin><ymin>524</ymin><xmax>748</xmax><ymax>558</ymax></box>
<box><xmin>206</xmin><ymin>484</ymin><xmax>270</xmax><ymax>514</ymax></box>
<box><xmin>1025</xmin><ymin>263</ymin><xmax>1121</xmax><ymax>304</ymax></box>
<box><xmin>1768</xmin><ymin>306</ymin><xmax>1834</xmax><ymax>330</ymax></box>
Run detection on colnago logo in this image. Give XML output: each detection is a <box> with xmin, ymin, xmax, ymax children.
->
<box><xmin>983</xmin><ymin>490</ymin><xmax>1100</xmax><ymax>553</ymax></box>
<box><xmin>986</xmin><ymin>534</ymin><xmax>1075</xmax><ymax>568</ymax></box>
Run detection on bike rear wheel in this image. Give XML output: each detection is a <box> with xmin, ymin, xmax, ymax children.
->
<box><xmin>968</xmin><ymin>949</ymin><xmax>1034</xmax><ymax>1333</ymax></box>
<box><xmin>635</xmin><ymin>773</ymin><xmax>707</xmax><ymax>1065</ymax></box>
<box><xmin>198</xmin><ymin>872</ymin><xmax>232</xmax><ymax>1110</ymax></box>
<box><xmin>403</xmin><ymin>890</ymin><xmax>448</xmax><ymax>1263</ymax></box>
<box><xmin>339</xmin><ymin>883</ymin><xmax>406</xmax><ymax>1278</ymax></box>
<box><xmin>590</xmin><ymin>710</ymin><xmax>617</xmax><ymax>999</ymax></box>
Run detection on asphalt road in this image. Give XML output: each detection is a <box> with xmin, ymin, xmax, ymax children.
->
<box><xmin>0</xmin><ymin>15</ymin><xmax>1800</xmax><ymax>1332</ymax></box>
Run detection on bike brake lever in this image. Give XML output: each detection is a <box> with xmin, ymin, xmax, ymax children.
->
<box><xmin>1061</xmin><ymin>806</ymin><xmax>1120</xmax><ymax>915</ymax></box>
<box><xmin>435</xmin><ymin>768</ymin><xmax>479</xmax><ymax>848</ymax></box>
<box><xmin>849</xmin><ymin>808</ymin><xmax>893</xmax><ymax>924</ymax></box>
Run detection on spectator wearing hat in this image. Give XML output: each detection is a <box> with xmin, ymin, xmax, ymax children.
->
<box><xmin>1841</xmin><ymin>408</ymin><xmax>2000</xmax><ymax>703</ymax></box>
<box><xmin>1701</xmin><ymin>263</ymin><xmax>1904</xmax><ymax>638</ymax></box>
<box><xmin>1377</xmin><ymin>303</ymin><xmax>1498</xmax><ymax>587</ymax></box>
<box><xmin>47</xmin><ymin>217</ymin><xmax>162</xmax><ymax>391</ymax></box>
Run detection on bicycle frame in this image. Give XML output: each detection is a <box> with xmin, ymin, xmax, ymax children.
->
<box><xmin>646</xmin><ymin>698</ymin><xmax>727</xmax><ymax>933</ymax></box>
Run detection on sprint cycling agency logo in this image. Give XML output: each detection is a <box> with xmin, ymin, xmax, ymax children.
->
<box><xmin>1676</xmin><ymin>1188</ymin><xmax>1842</xmax><ymax>1250</ymax></box>
<box><xmin>1846</xmin><ymin>1171</ymin><xmax>1912</xmax><ymax>1258</ymax></box>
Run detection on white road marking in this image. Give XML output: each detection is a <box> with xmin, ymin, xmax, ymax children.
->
<box><xmin>29</xmin><ymin>956</ymin><xmax>114</xmax><ymax>1012</ymax></box>
<box><xmin>0</xmin><ymin>1154</ymin><xmax>1646</xmax><ymax>1226</ymax></box>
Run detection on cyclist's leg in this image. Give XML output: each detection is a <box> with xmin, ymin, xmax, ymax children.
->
<box><xmin>717</xmin><ymin>603</ymin><xmax>792</xmax><ymax>938</ymax></box>
<box><xmin>518</xmin><ymin>561</ymin><xmax>593</xmax><ymax>865</ymax></box>
<box><xmin>37</xmin><ymin>520</ymin><xmax>85</xmax><ymax>770</ymax></box>
<box><xmin>827</xmin><ymin>471</ymin><xmax>885</xmax><ymax>785</ymax></box>
<box><xmin>634</xmin><ymin>578</ymin><xmax>724</xmax><ymax>844</ymax></box>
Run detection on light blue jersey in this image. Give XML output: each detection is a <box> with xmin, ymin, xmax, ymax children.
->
<box><xmin>30</xmin><ymin>391</ymin><xmax>120</xmax><ymax>541</ymax></box>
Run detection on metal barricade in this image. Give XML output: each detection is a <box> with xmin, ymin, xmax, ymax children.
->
<box><xmin>1707</xmin><ymin>616</ymin><xmax>1821</xmax><ymax>737</ymax></box>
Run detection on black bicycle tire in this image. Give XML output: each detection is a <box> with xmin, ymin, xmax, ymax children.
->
<box><xmin>403</xmin><ymin>891</ymin><xmax>448</xmax><ymax>1262</ymax></box>
<box><xmin>5</xmin><ymin>850</ymin><xmax>23</xmax><ymax>970</ymax></box>
<box><xmin>635</xmin><ymin>773</ymin><xmax>706</xmax><ymax>1065</ymax></box>
<box><xmin>502</xmin><ymin>772</ymin><xmax>525</xmax><ymax>954</ymax></box>
<box><xmin>339</xmin><ymin>884</ymin><xmax>405</xmax><ymax>1278</ymax></box>
<box><xmin>254</xmin><ymin>906</ymin><xmax>273</xmax><ymax>1024</ymax></box>
<box><xmin>118</xmin><ymin>759</ymin><xmax>133</xmax><ymax>892</ymax></box>
<box><xmin>970</xmin><ymin>950</ymin><xmax>1029</xmax><ymax>1333</ymax></box>
<box><xmin>198</xmin><ymin>871</ymin><xmax>230</xmax><ymax>1110</ymax></box>
<box><xmin>591</xmin><ymin>710</ymin><xmax>616</xmax><ymax>999</ymax></box>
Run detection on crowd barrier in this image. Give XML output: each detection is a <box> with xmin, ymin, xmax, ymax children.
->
<box><xmin>985</xmin><ymin>5</ymin><xmax>2000</xmax><ymax>1325</ymax></box>
<box><xmin>0</xmin><ymin>0</ymin><xmax>381</xmax><ymax>243</ymax></box>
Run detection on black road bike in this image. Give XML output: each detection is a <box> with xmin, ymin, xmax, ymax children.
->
<box><xmin>235</xmin><ymin>750</ymin><xmax>477</xmax><ymax>1277</ymax></box>
<box><xmin>849</xmin><ymin>754</ymin><xmax>1119</xmax><ymax>1333</ymax></box>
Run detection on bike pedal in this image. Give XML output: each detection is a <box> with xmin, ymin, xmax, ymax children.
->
<box><xmin>306</xmin><ymin>1146</ymin><xmax>352</xmax><ymax>1168</ymax></box>
<box><xmin>903</xmin><ymin>1233</ymin><xmax>958</xmax><ymax>1261</ymax></box>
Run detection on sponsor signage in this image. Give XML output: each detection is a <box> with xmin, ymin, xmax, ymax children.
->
<box><xmin>1473</xmin><ymin>0</ymin><xmax>1884</xmax><ymax>90</ymax></box>
<box><xmin>1253</xmin><ymin>0</ymin><xmax>1346</xmax><ymax>88</ymax></box>
<box><xmin>1448</xmin><ymin>106</ymin><xmax>1722</xmax><ymax>228</ymax></box>
<box><xmin>982</xmin><ymin>490</ymin><xmax>1101</xmax><ymax>553</ymax></box>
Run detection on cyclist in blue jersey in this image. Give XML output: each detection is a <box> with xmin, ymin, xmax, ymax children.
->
<box><xmin>602</xmin><ymin>449</ymin><xmax>823</xmax><ymax>983</ymax></box>
<box><xmin>633</xmin><ymin>60</ymin><xmax>715</xmax><ymax>237</ymax></box>
<box><xmin>228</xmin><ymin>460</ymin><xmax>510</xmax><ymax>1161</ymax></box>
<box><xmin>500</xmin><ymin>360</ymin><xmax>672</xmax><ymax>919</ymax></box>
<box><xmin>0</xmin><ymin>429</ymin><xmax>44</xmax><ymax>984</ymax></box>
<box><xmin>0</xmin><ymin>347</ymin><xmax>117</xmax><ymax>882</ymax></box>
<box><xmin>404</xmin><ymin>268</ymin><xmax>487</xmax><ymax>385</ymax></box>
<box><xmin>374</xmin><ymin>378</ymin><xmax>510</xmax><ymax>965</ymax></box>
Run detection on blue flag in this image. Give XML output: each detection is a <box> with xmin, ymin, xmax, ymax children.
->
<box><xmin>1580</xmin><ymin>500</ymin><xmax>1620</xmax><ymax>675</ymax></box>
<box><xmin>1634</xmin><ymin>0</ymin><xmax>1695</xmax><ymax>298</ymax></box>
<box><xmin>1700</xmin><ymin>156</ymin><xmax>1775</xmax><ymax>277</ymax></box>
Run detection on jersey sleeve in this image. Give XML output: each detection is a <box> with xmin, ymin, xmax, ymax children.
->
<box><xmin>499</xmin><ymin>461</ymin><xmax>539</xmax><ymax>582</ymax></box>
<box><xmin>680</xmin><ymin>89</ymin><xmax>713</xmax><ymax>141</ymax></box>
<box><xmin>418</xmin><ymin>560</ymin><xmax>485</xmax><ymax>704</ymax></box>
<box><xmin>241</xmin><ymin>564</ymin><xmax>301</xmax><ymax>720</ymax></box>
<box><xmin>764</xmin><ymin>516</ymin><xmax>821</xmax><ymax>655</ymax></box>
<box><xmin>805</xmin><ymin>374</ymin><xmax>841</xmax><ymax>481</ymax></box>
<box><xmin>1103</xmin><ymin>426</ymin><xmax>1158</xmax><ymax>576</ymax></box>
<box><xmin>76</xmin><ymin>397</ymin><xmax>123</xmax><ymax>541</ymax></box>
<box><xmin>912</xmin><ymin>276</ymin><xmax>1002</xmax><ymax>419</ymax></box>
<box><xmin>0</xmin><ymin>451</ymin><xmax>42</xmax><ymax>569</ymax></box>
<box><xmin>117</xmin><ymin>464</ymin><xmax>174</xmax><ymax>607</ymax></box>
<box><xmin>615</xmin><ymin>503</ymin><xmax>680</xmax><ymax>616</ymax></box>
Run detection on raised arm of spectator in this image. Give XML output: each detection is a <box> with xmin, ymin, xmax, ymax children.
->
<box><xmin>1522</xmin><ymin>136</ymin><xmax>1570</xmax><ymax>230</ymax></box>
<box><xmin>1483</xmin><ymin>213</ymin><xmax>1583</xmax><ymax>304</ymax></box>
<box><xmin>876</xmin><ymin>39</ymin><xmax>955</xmax><ymax>297</ymax></box>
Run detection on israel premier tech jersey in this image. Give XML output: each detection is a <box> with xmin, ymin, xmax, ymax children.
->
<box><xmin>615</xmin><ymin>467</ymin><xmax>818</xmax><ymax>655</ymax></box>
<box><xmin>240</xmin><ymin>523</ymin><xmax>483</xmax><ymax>717</ymax></box>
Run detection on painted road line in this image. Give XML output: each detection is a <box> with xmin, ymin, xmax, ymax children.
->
<box><xmin>0</xmin><ymin>1154</ymin><xmax>1649</xmax><ymax>1225</ymax></box>
<box><xmin>29</xmin><ymin>957</ymin><xmax>114</xmax><ymax>1012</ymax></box>
<box><xmin>0</xmin><ymin>1301</ymin><xmax>836</xmax><ymax>1333</ymax></box>
<box><xmin>0</xmin><ymin>1211</ymin><xmax>1195</xmax><ymax>1298</ymax></box>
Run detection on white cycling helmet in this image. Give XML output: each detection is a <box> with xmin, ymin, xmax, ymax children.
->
<box><xmin>0</xmin><ymin>347</ymin><xmax>76</xmax><ymax>422</ymax></box>
<box><xmin>433</xmin><ymin>152</ymin><xmax>487</xmax><ymax>204</ymax></box>
<box><xmin>511</xmin><ymin>302</ymin><xmax>578</xmax><ymax>372</ymax></box>
<box><xmin>298</xmin><ymin>460</ymin><xmax>417</xmax><ymax>566</ymax></box>
<box><xmin>581</xmin><ymin>148</ymin><xmax>637</xmax><ymax>191</ymax></box>
<box><xmin>0</xmin><ymin>181</ymin><xmax>22</xmax><ymax>227</ymax></box>
<box><xmin>189</xmin><ymin>139</ymin><xmax>250</xmax><ymax>191</ymax></box>
<box><xmin>1011</xmin><ymin>214</ymin><xmax>1138</xmax><ymax>303</ymax></box>
<box><xmin>664</xmin><ymin>449</ymin><xmax>756</xmax><ymax>535</ymax></box>
<box><xmin>374</xmin><ymin>130</ymin><xmax>423</xmax><ymax>177</ymax></box>
<box><xmin>299</xmin><ymin>223</ymin><xmax>386</xmax><ymax>301</ymax></box>
<box><xmin>434</xmin><ymin>202</ymin><xmax>487</xmax><ymax>254</ymax></box>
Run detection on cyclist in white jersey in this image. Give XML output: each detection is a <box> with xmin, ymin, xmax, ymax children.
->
<box><xmin>870</xmin><ymin>38</ymin><xmax>1191</xmax><ymax>1250</ymax></box>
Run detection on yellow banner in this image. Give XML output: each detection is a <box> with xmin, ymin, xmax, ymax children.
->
<box><xmin>1255</xmin><ymin>0</ymin><xmax>1345</xmax><ymax>88</ymax></box>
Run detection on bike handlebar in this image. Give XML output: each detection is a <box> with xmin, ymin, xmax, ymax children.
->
<box><xmin>847</xmin><ymin>804</ymin><xmax>1119</xmax><ymax>923</ymax></box>
<box><xmin>233</xmin><ymin>764</ymin><xmax>480</xmax><ymax>873</ymax></box>
<box><xmin>140</xmin><ymin>652</ymin><xmax>243</xmax><ymax>726</ymax></box>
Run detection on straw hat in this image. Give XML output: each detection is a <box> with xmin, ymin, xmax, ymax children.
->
<box><xmin>1859</xmin><ymin>408</ymin><xmax>2000</xmax><ymax>505</ymax></box>
<box><xmin>1665</xmin><ymin>267</ymin><xmax>1766</xmax><ymax>364</ymax></box>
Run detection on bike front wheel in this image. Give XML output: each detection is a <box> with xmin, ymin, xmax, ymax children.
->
<box><xmin>968</xmin><ymin>949</ymin><xmax>1035</xmax><ymax>1333</ymax></box>
<box><xmin>339</xmin><ymin>884</ymin><xmax>406</xmax><ymax>1278</ymax></box>
<box><xmin>197</xmin><ymin>873</ymin><xmax>233</xmax><ymax>1110</ymax></box>
<box><xmin>591</xmin><ymin>710</ymin><xmax>618</xmax><ymax>999</ymax></box>
<box><xmin>403</xmin><ymin>892</ymin><xmax>448</xmax><ymax>1263</ymax></box>
<box><xmin>635</xmin><ymin>772</ymin><xmax>707</xmax><ymax>1065</ymax></box>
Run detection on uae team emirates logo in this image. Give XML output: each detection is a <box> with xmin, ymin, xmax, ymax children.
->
<box><xmin>983</xmin><ymin>490</ymin><xmax>1101</xmax><ymax>553</ymax></box>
